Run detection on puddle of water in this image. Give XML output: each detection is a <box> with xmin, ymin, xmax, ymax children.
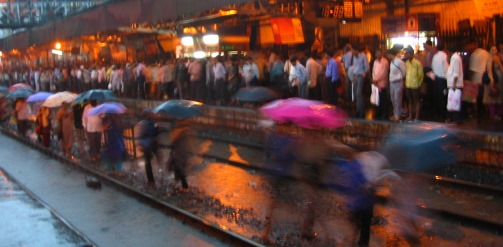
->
<box><xmin>0</xmin><ymin>170</ymin><xmax>90</xmax><ymax>247</ymax></box>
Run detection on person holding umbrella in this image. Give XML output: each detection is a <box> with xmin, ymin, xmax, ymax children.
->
<box><xmin>15</xmin><ymin>98</ymin><xmax>32</xmax><ymax>137</ymax></box>
<box><xmin>101</xmin><ymin>113</ymin><xmax>126</xmax><ymax>173</ymax></box>
<box><xmin>168</xmin><ymin>119</ymin><xmax>195</xmax><ymax>189</ymax></box>
<box><xmin>82</xmin><ymin>100</ymin><xmax>102</xmax><ymax>162</ymax></box>
<box><xmin>57</xmin><ymin>102</ymin><xmax>74</xmax><ymax>157</ymax></box>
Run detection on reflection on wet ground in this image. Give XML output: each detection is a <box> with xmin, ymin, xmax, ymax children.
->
<box><xmin>112</xmin><ymin>144</ymin><xmax>503</xmax><ymax>246</ymax></box>
<box><xmin>0</xmin><ymin>170</ymin><xmax>88</xmax><ymax>247</ymax></box>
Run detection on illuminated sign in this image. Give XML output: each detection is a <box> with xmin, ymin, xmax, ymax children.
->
<box><xmin>318</xmin><ymin>0</ymin><xmax>363</xmax><ymax>22</ymax></box>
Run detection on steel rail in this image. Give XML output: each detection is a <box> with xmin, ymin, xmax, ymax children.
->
<box><xmin>0</xmin><ymin>128</ymin><xmax>265</xmax><ymax>247</ymax></box>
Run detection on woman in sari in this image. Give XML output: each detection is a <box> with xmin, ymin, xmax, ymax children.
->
<box><xmin>57</xmin><ymin>102</ymin><xmax>74</xmax><ymax>157</ymax></box>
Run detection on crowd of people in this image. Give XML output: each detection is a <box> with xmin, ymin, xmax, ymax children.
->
<box><xmin>2</xmin><ymin>40</ymin><xmax>503</xmax><ymax>124</ymax></box>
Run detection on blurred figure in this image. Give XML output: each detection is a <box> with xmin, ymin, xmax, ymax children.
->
<box><xmin>306</xmin><ymin>51</ymin><xmax>322</xmax><ymax>100</ymax></box>
<box><xmin>137</xmin><ymin>112</ymin><xmax>159</xmax><ymax>183</ymax></box>
<box><xmin>37</xmin><ymin>106</ymin><xmax>51</xmax><ymax>147</ymax></box>
<box><xmin>388</xmin><ymin>47</ymin><xmax>406</xmax><ymax>121</ymax></box>
<box><xmin>325</xmin><ymin>50</ymin><xmax>341</xmax><ymax>105</ymax></box>
<box><xmin>102</xmin><ymin>114</ymin><xmax>125</xmax><ymax>172</ymax></box>
<box><xmin>404</xmin><ymin>47</ymin><xmax>424</xmax><ymax>121</ymax></box>
<box><xmin>289</xmin><ymin>55</ymin><xmax>307</xmax><ymax>98</ymax></box>
<box><xmin>242</xmin><ymin>56</ymin><xmax>260</xmax><ymax>87</ymax></box>
<box><xmin>483</xmin><ymin>45</ymin><xmax>503</xmax><ymax>120</ymax></box>
<box><xmin>110</xmin><ymin>65</ymin><xmax>123</xmax><ymax>97</ymax></box>
<box><xmin>160</xmin><ymin>60</ymin><xmax>176</xmax><ymax>100</ymax></box>
<box><xmin>446</xmin><ymin>45</ymin><xmax>464</xmax><ymax>124</ymax></box>
<box><xmin>212</xmin><ymin>57</ymin><xmax>227</xmax><ymax>106</ymax></box>
<box><xmin>15</xmin><ymin>98</ymin><xmax>31</xmax><ymax>137</ymax></box>
<box><xmin>341</xmin><ymin>44</ymin><xmax>353</xmax><ymax>106</ymax></box>
<box><xmin>136</xmin><ymin>61</ymin><xmax>147</xmax><ymax>99</ymax></box>
<box><xmin>372</xmin><ymin>49</ymin><xmax>389</xmax><ymax>120</ymax></box>
<box><xmin>57</xmin><ymin>102</ymin><xmax>74</xmax><ymax>157</ymax></box>
<box><xmin>188</xmin><ymin>58</ymin><xmax>203</xmax><ymax>102</ymax></box>
<box><xmin>226</xmin><ymin>56</ymin><xmax>241</xmax><ymax>103</ymax></box>
<box><xmin>352</xmin><ymin>45</ymin><xmax>370</xmax><ymax>118</ymax></box>
<box><xmin>169</xmin><ymin>119</ymin><xmax>196</xmax><ymax>189</ymax></box>
<box><xmin>432</xmin><ymin>42</ymin><xmax>449</xmax><ymax>121</ymax></box>
<box><xmin>82</xmin><ymin>100</ymin><xmax>102</xmax><ymax>162</ymax></box>
<box><xmin>269</xmin><ymin>54</ymin><xmax>287</xmax><ymax>98</ymax></box>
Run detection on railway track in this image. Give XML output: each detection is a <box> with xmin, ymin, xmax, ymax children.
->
<box><xmin>196</xmin><ymin>131</ymin><xmax>503</xmax><ymax>235</ymax></box>
<box><xmin>2</xmin><ymin>126</ymin><xmax>502</xmax><ymax>247</ymax></box>
<box><xmin>0</xmin><ymin>128</ymin><xmax>265</xmax><ymax>247</ymax></box>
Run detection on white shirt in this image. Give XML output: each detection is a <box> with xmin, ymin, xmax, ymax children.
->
<box><xmin>431</xmin><ymin>51</ymin><xmax>448</xmax><ymax>79</ymax></box>
<box><xmin>446</xmin><ymin>52</ymin><xmax>463</xmax><ymax>88</ymax></box>
<box><xmin>306</xmin><ymin>58</ymin><xmax>322</xmax><ymax>85</ymax></box>
<box><xmin>213</xmin><ymin>62</ymin><xmax>226</xmax><ymax>80</ymax></box>
<box><xmin>242</xmin><ymin>62</ymin><xmax>259</xmax><ymax>84</ymax></box>
<box><xmin>469</xmin><ymin>48</ymin><xmax>489</xmax><ymax>84</ymax></box>
<box><xmin>389</xmin><ymin>57</ymin><xmax>406</xmax><ymax>82</ymax></box>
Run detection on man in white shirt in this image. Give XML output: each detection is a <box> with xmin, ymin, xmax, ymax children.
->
<box><xmin>289</xmin><ymin>55</ymin><xmax>307</xmax><ymax>98</ymax></box>
<box><xmin>82</xmin><ymin>100</ymin><xmax>102</xmax><ymax>162</ymax></box>
<box><xmin>306</xmin><ymin>51</ymin><xmax>322</xmax><ymax>100</ymax></box>
<box><xmin>431</xmin><ymin>42</ymin><xmax>449</xmax><ymax>121</ymax></box>
<box><xmin>446</xmin><ymin>46</ymin><xmax>464</xmax><ymax>124</ymax></box>
<box><xmin>242</xmin><ymin>56</ymin><xmax>259</xmax><ymax>87</ymax></box>
<box><xmin>387</xmin><ymin>47</ymin><xmax>406</xmax><ymax>121</ymax></box>
<box><xmin>468</xmin><ymin>41</ymin><xmax>491</xmax><ymax>120</ymax></box>
<box><xmin>212</xmin><ymin>57</ymin><xmax>227</xmax><ymax>105</ymax></box>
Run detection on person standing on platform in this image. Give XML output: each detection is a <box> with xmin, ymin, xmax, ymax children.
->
<box><xmin>212</xmin><ymin>57</ymin><xmax>227</xmax><ymax>106</ymax></box>
<box><xmin>325</xmin><ymin>50</ymin><xmax>340</xmax><ymax>105</ymax></box>
<box><xmin>57</xmin><ymin>102</ymin><xmax>74</xmax><ymax>157</ymax></box>
<box><xmin>388</xmin><ymin>48</ymin><xmax>406</xmax><ymax>121</ymax></box>
<box><xmin>431</xmin><ymin>42</ymin><xmax>449</xmax><ymax>121</ymax></box>
<box><xmin>188</xmin><ymin>58</ymin><xmax>203</xmax><ymax>102</ymax></box>
<box><xmin>342</xmin><ymin>44</ymin><xmax>353</xmax><ymax>106</ymax></box>
<box><xmin>372</xmin><ymin>49</ymin><xmax>389</xmax><ymax>120</ymax></box>
<box><xmin>468</xmin><ymin>41</ymin><xmax>490</xmax><ymax>121</ymax></box>
<box><xmin>288</xmin><ymin>55</ymin><xmax>308</xmax><ymax>99</ymax></box>
<box><xmin>446</xmin><ymin>45</ymin><xmax>464</xmax><ymax>124</ymax></box>
<box><xmin>102</xmin><ymin>114</ymin><xmax>125</xmax><ymax>173</ymax></box>
<box><xmin>82</xmin><ymin>100</ymin><xmax>102</xmax><ymax>162</ymax></box>
<box><xmin>352</xmin><ymin>46</ymin><xmax>370</xmax><ymax>118</ymax></box>
<box><xmin>136</xmin><ymin>61</ymin><xmax>146</xmax><ymax>99</ymax></box>
<box><xmin>306</xmin><ymin>51</ymin><xmax>322</xmax><ymax>101</ymax></box>
<box><xmin>404</xmin><ymin>47</ymin><xmax>424</xmax><ymax>121</ymax></box>
<box><xmin>15</xmin><ymin>98</ymin><xmax>32</xmax><ymax>137</ymax></box>
<box><xmin>242</xmin><ymin>56</ymin><xmax>260</xmax><ymax>87</ymax></box>
<box><xmin>175</xmin><ymin>58</ymin><xmax>189</xmax><ymax>99</ymax></box>
<box><xmin>36</xmin><ymin>106</ymin><xmax>51</xmax><ymax>147</ymax></box>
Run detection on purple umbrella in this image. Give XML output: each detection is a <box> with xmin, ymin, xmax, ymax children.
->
<box><xmin>26</xmin><ymin>92</ymin><xmax>53</xmax><ymax>103</ymax></box>
<box><xmin>86</xmin><ymin>102</ymin><xmax>127</xmax><ymax>117</ymax></box>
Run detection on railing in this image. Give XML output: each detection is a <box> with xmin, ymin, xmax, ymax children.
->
<box><xmin>0</xmin><ymin>0</ymin><xmax>111</xmax><ymax>29</ymax></box>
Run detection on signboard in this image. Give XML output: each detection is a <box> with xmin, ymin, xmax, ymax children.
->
<box><xmin>270</xmin><ymin>17</ymin><xmax>305</xmax><ymax>45</ymax></box>
<box><xmin>406</xmin><ymin>14</ymin><xmax>418</xmax><ymax>32</ymax></box>
<box><xmin>318</xmin><ymin>0</ymin><xmax>363</xmax><ymax>22</ymax></box>
<box><xmin>473</xmin><ymin>0</ymin><xmax>503</xmax><ymax>17</ymax></box>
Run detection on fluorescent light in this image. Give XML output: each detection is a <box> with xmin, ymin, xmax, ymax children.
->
<box><xmin>203</xmin><ymin>34</ymin><xmax>219</xmax><ymax>45</ymax></box>
<box><xmin>193</xmin><ymin>51</ymin><xmax>206</xmax><ymax>59</ymax></box>
<box><xmin>52</xmin><ymin>49</ymin><xmax>63</xmax><ymax>55</ymax></box>
<box><xmin>181</xmin><ymin>36</ymin><xmax>194</xmax><ymax>46</ymax></box>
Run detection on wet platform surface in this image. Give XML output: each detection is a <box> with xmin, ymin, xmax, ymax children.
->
<box><xmin>0</xmin><ymin>135</ymin><xmax>230</xmax><ymax>247</ymax></box>
<box><xmin>0</xmin><ymin>169</ymin><xmax>89</xmax><ymax>247</ymax></box>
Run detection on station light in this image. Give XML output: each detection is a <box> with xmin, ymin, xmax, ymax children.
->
<box><xmin>193</xmin><ymin>51</ymin><xmax>206</xmax><ymax>59</ymax></box>
<box><xmin>52</xmin><ymin>49</ymin><xmax>63</xmax><ymax>56</ymax></box>
<box><xmin>181</xmin><ymin>36</ymin><xmax>194</xmax><ymax>46</ymax></box>
<box><xmin>203</xmin><ymin>34</ymin><xmax>219</xmax><ymax>45</ymax></box>
<box><xmin>55</xmin><ymin>42</ymin><xmax>61</xmax><ymax>50</ymax></box>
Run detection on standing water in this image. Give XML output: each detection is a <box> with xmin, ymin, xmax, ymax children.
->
<box><xmin>0</xmin><ymin>169</ymin><xmax>90</xmax><ymax>247</ymax></box>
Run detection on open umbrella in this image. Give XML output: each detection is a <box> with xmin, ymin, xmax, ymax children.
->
<box><xmin>26</xmin><ymin>91</ymin><xmax>53</xmax><ymax>103</ymax></box>
<box><xmin>260</xmin><ymin>97</ymin><xmax>347</xmax><ymax>129</ymax></box>
<box><xmin>0</xmin><ymin>86</ymin><xmax>8</xmax><ymax>95</ymax></box>
<box><xmin>233</xmin><ymin>86</ymin><xmax>279</xmax><ymax>102</ymax></box>
<box><xmin>86</xmin><ymin>102</ymin><xmax>127</xmax><ymax>117</ymax></box>
<box><xmin>6</xmin><ymin>88</ymin><xmax>34</xmax><ymax>99</ymax></box>
<box><xmin>8</xmin><ymin>83</ymin><xmax>32</xmax><ymax>92</ymax></box>
<box><xmin>74</xmin><ymin>89</ymin><xmax>117</xmax><ymax>103</ymax></box>
<box><xmin>42</xmin><ymin>91</ymin><xmax>77</xmax><ymax>107</ymax></box>
<box><xmin>152</xmin><ymin>99</ymin><xmax>203</xmax><ymax>119</ymax></box>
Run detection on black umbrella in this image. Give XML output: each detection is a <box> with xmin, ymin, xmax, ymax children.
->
<box><xmin>152</xmin><ymin>99</ymin><xmax>203</xmax><ymax>119</ymax></box>
<box><xmin>233</xmin><ymin>86</ymin><xmax>279</xmax><ymax>102</ymax></box>
<box><xmin>6</xmin><ymin>88</ymin><xmax>34</xmax><ymax>99</ymax></box>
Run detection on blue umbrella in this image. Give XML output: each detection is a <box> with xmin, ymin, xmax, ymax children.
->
<box><xmin>379</xmin><ymin>127</ymin><xmax>457</xmax><ymax>172</ymax></box>
<box><xmin>6</xmin><ymin>88</ymin><xmax>34</xmax><ymax>99</ymax></box>
<box><xmin>152</xmin><ymin>99</ymin><xmax>203</xmax><ymax>119</ymax></box>
<box><xmin>233</xmin><ymin>86</ymin><xmax>279</xmax><ymax>102</ymax></box>
<box><xmin>74</xmin><ymin>89</ymin><xmax>117</xmax><ymax>103</ymax></box>
<box><xmin>86</xmin><ymin>102</ymin><xmax>127</xmax><ymax>117</ymax></box>
<box><xmin>0</xmin><ymin>86</ymin><xmax>8</xmax><ymax>95</ymax></box>
<box><xmin>26</xmin><ymin>91</ymin><xmax>53</xmax><ymax>103</ymax></box>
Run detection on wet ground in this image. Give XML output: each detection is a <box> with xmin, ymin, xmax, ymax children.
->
<box><xmin>0</xmin><ymin>169</ymin><xmax>89</xmax><ymax>247</ymax></box>
<box><xmin>2</xmin><ymin>128</ymin><xmax>503</xmax><ymax>246</ymax></box>
<box><xmin>109</xmin><ymin>137</ymin><xmax>503</xmax><ymax>246</ymax></box>
<box><xmin>0</xmin><ymin>135</ymin><xmax>232</xmax><ymax>247</ymax></box>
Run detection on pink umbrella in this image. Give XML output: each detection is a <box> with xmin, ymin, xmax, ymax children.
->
<box><xmin>260</xmin><ymin>98</ymin><xmax>347</xmax><ymax>129</ymax></box>
<box><xmin>8</xmin><ymin>83</ymin><xmax>32</xmax><ymax>92</ymax></box>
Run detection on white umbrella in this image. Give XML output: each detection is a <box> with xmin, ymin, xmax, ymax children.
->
<box><xmin>42</xmin><ymin>91</ymin><xmax>77</xmax><ymax>107</ymax></box>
